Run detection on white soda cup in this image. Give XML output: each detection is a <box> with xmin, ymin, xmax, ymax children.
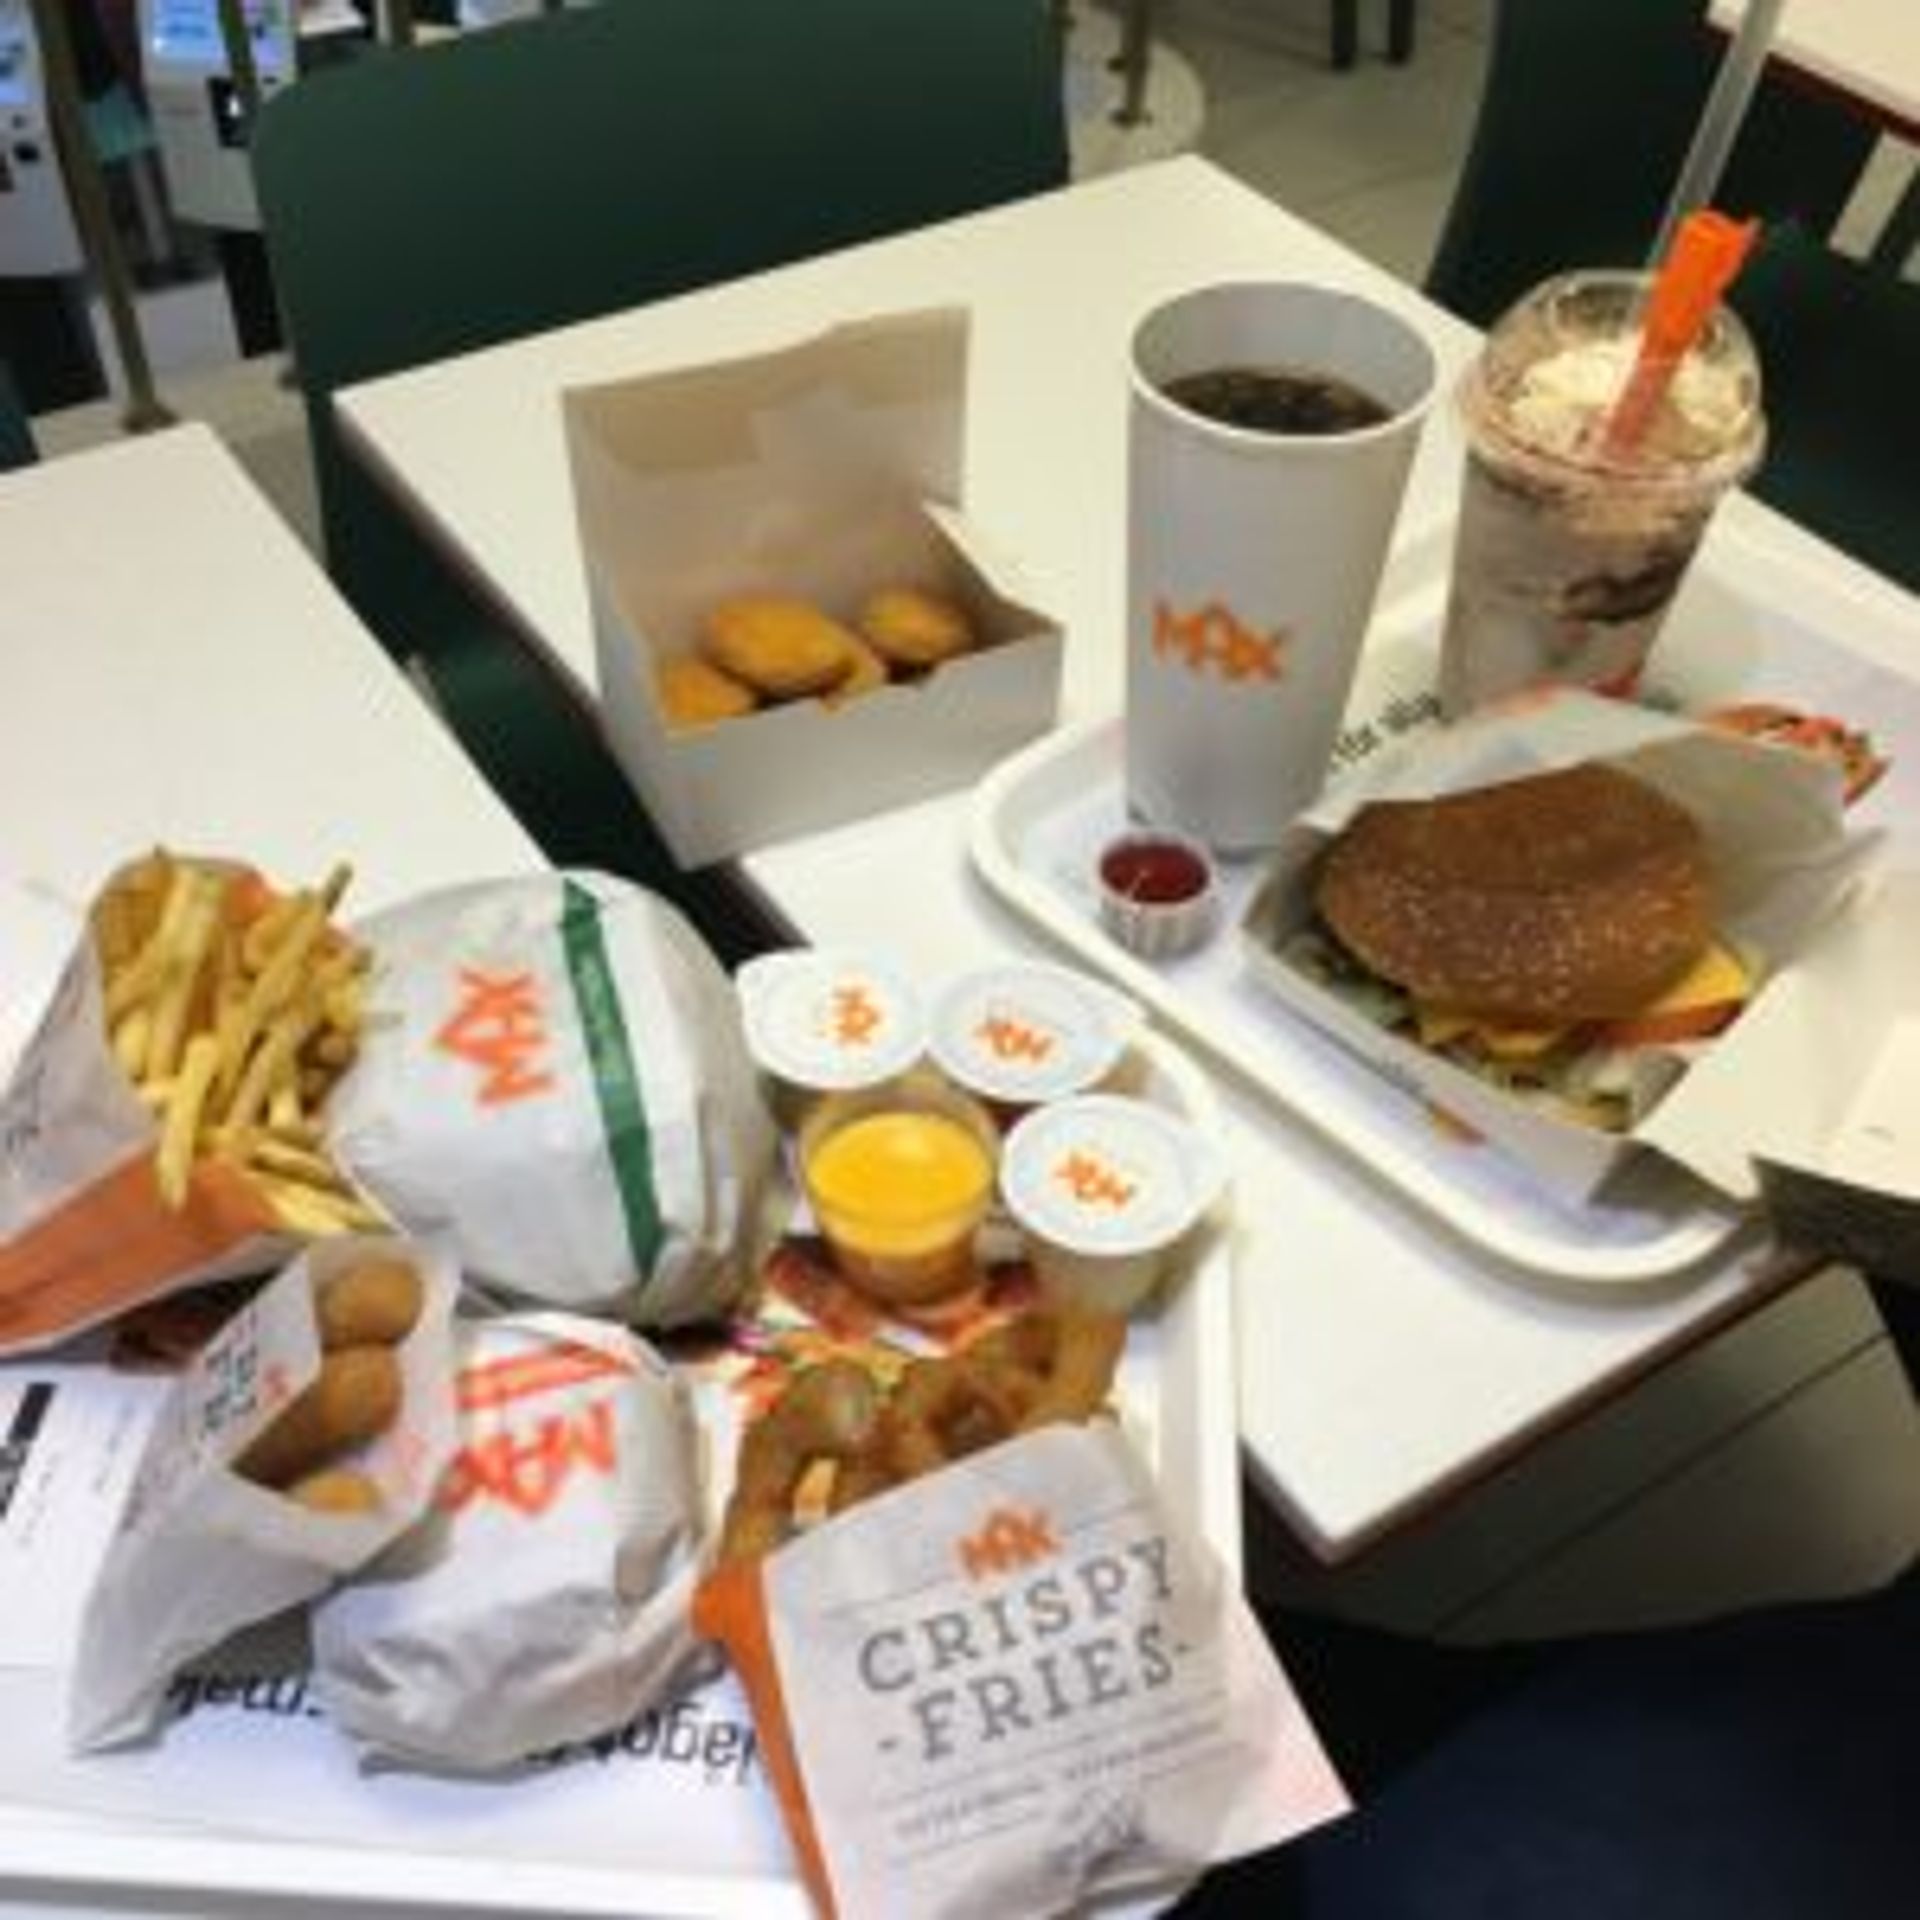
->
<box><xmin>1126</xmin><ymin>281</ymin><xmax>1437</xmax><ymax>851</ymax></box>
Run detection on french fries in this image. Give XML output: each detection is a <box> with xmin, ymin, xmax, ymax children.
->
<box><xmin>92</xmin><ymin>850</ymin><xmax>382</xmax><ymax>1233</ymax></box>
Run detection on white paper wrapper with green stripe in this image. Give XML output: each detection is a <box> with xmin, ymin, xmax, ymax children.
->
<box><xmin>328</xmin><ymin>874</ymin><xmax>773</xmax><ymax>1326</ymax></box>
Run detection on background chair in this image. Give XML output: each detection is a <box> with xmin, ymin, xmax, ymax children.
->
<box><xmin>1730</xmin><ymin>222</ymin><xmax>1920</xmax><ymax>595</ymax></box>
<box><xmin>253</xmin><ymin>0</ymin><xmax>1068</xmax><ymax>963</ymax></box>
<box><xmin>1426</xmin><ymin>0</ymin><xmax>1876</xmax><ymax>330</ymax></box>
<box><xmin>0</xmin><ymin>360</ymin><xmax>40</xmax><ymax>471</ymax></box>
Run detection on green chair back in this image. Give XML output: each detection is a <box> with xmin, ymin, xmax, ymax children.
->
<box><xmin>1428</xmin><ymin>0</ymin><xmax>1876</xmax><ymax>328</ymax></box>
<box><xmin>1732</xmin><ymin>223</ymin><xmax>1920</xmax><ymax>594</ymax></box>
<box><xmin>250</xmin><ymin>0</ymin><xmax>1066</xmax><ymax>961</ymax></box>
<box><xmin>0</xmin><ymin>359</ymin><xmax>37</xmax><ymax>472</ymax></box>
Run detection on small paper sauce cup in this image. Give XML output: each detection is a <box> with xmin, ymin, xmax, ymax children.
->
<box><xmin>1097</xmin><ymin>829</ymin><xmax>1220</xmax><ymax>960</ymax></box>
<box><xmin>798</xmin><ymin>1075</ymin><xmax>1001</xmax><ymax>1309</ymax></box>
<box><xmin>1000</xmin><ymin>1095</ymin><xmax>1228</xmax><ymax>1315</ymax></box>
<box><xmin>736</xmin><ymin>950</ymin><xmax>926</xmax><ymax>1122</ymax></box>
<box><xmin>927</xmin><ymin>962</ymin><xmax>1143</xmax><ymax>1122</ymax></box>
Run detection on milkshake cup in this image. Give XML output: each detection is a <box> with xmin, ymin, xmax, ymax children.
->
<box><xmin>1439</xmin><ymin>268</ymin><xmax>1764</xmax><ymax>718</ymax></box>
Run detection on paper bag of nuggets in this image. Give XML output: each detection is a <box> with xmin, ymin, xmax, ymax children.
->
<box><xmin>695</xmin><ymin>1358</ymin><xmax>1348</xmax><ymax>1920</ymax></box>
<box><xmin>326</xmin><ymin>871</ymin><xmax>773</xmax><ymax>1328</ymax></box>
<box><xmin>69</xmin><ymin>1235</ymin><xmax>459</xmax><ymax>1751</ymax></box>
<box><xmin>0</xmin><ymin>851</ymin><xmax>384</xmax><ymax>1356</ymax></box>
<box><xmin>312</xmin><ymin>1311</ymin><xmax>707</xmax><ymax>1772</ymax></box>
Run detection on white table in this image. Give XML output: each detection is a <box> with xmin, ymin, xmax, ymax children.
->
<box><xmin>1710</xmin><ymin>0</ymin><xmax>1920</xmax><ymax>137</ymax></box>
<box><xmin>336</xmin><ymin>155</ymin><xmax>1920</xmax><ymax>1561</ymax></box>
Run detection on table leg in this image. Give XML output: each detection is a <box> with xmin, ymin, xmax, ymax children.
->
<box><xmin>1112</xmin><ymin>0</ymin><xmax>1154</xmax><ymax>128</ymax></box>
<box><xmin>1388</xmin><ymin>0</ymin><xmax>1416</xmax><ymax>64</ymax></box>
<box><xmin>1331</xmin><ymin>0</ymin><xmax>1358</xmax><ymax>72</ymax></box>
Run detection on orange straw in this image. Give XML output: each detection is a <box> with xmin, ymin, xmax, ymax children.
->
<box><xmin>1599</xmin><ymin>209</ymin><xmax>1759</xmax><ymax>458</ymax></box>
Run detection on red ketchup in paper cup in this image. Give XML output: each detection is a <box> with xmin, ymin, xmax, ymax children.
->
<box><xmin>735</xmin><ymin>950</ymin><xmax>926</xmax><ymax>1119</ymax></box>
<box><xmin>1001</xmin><ymin>1093</ymin><xmax>1228</xmax><ymax>1314</ymax></box>
<box><xmin>927</xmin><ymin>961</ymin><xmax>1143</xmax><ymax>1123</ymax></box>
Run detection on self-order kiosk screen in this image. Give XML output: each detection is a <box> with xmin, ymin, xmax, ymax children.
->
<box><xmin>149</xmin><ymin>0</ymin><xmax>281</xmax><ymax>67</ymax></box>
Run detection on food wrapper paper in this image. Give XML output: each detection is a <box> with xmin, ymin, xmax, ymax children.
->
<box><xmin>327</xmin><ymin>872</ymin><xmax>774</xmax><ymax>1328</ymax></box>
<box><xmin>312</xmin><ymin>1311</ymin><xmax>708</xmax><ymax>1772</ymax></box>
<box><xmin>68</xmin><ymin>1234</ymin><xmax>459</xmax><ymax>1752</ymax></box>
<box><xmin>0</xmin><ymin>862</ymin><xmax>311</xmax><ymax>1358</ymax></box>
<box><xmin>1242</xmin><ymin>687</ymin><xmax>1882</xmax><ymax>1203</ymax></box>
<box><xmin>1645</xmin><ymin>869</ymin><xmax>1920</xmax><ymax>1269</ymax></box>
<box><xmin>695</xmin><ymin>1423</ymin><xmax>1347</xmax><ymax>1920</ymax></box>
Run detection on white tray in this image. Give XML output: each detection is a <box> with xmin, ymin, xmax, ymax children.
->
<box><xmin>0</xmin><ymin>1028</ymin><xmax>1238</xmax><ymax>1919</ymax></box>
<box><xmin>969</xmin><ymin>524</ymin><xmax>1920</xmax><ymax>1288</ymax></box>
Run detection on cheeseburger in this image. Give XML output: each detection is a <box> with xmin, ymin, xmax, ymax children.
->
<box><xmin>1290</xmin><ymin>763</ymin><xmax>1752</xmax><ymax>1130</ymax></box>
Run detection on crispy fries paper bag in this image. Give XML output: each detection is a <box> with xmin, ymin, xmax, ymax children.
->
<box><xmin>695</xmin><ymin>1423</ymin><xmax>1348</xmax><ymax>1920</ymax></box>
<box><xmin>68</xmin><ymin>1234</ymin><xmax>459</xmax><ymax>1752</ymax></box>
<box><xmin>0</xmin><ymin>855</ymin><xmax>377</xmax><ymax>1358</ymax></box>
<box><xmin>328</xmin><ymin>874</ymin><xmax>773</xmax><ymax>1329</ymax></box>
<box><xmin>313</xmin><ymin>1311</ymin><xmax>708</xmax><ymax>1772</ymax></box>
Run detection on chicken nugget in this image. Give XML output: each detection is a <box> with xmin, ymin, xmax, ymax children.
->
<box><xmin>821</xmin><ymin>631</ymin><xmax>892</xmax><ymax>709</ymax></box>
<box><xmin>286</xmin><ymin>1467</ymin><xmax>384</xmax><ymax>1516</ymax></box>
<box><xmin>316</xmin><ymin>1258</ymin><xmax>423</xmax><ymax>1350</ymax></box>
<box><xmin>235</xmin><ymin>1346</ymin><xmax>402</xmax><ymax>1488</ymax></box>
<box><xmin>701</xmin><ymin>596</ymin><xmax>858</xmax><ymax>700</ymax></box>
<box><xmin>657</xmin><ymin>653</ymin><xmax>758</xmax><ymax>731</ymax></box>
<box><xmin>856</xmin><ymin>587</ymin><xmax>976</xmax><ymax>671</ymax></box>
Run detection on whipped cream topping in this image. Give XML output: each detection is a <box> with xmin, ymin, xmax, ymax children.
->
<box><xmin>1506</xmin><ymin>334</ymin><xmax>1753</xmax><ymax>467</ymax></box>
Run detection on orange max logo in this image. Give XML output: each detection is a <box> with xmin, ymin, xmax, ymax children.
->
<box><xmin>975</xmin><ymin>1015</ymin><xmax>1055</xmax><ymax>1063</ymax></box>
<box><xmin>1153</xmin><ymin>599</ymin><xmax>1288</xmax><ymax>683</ymax></box>
<box><xmin>434</xmin><ymin>967</ymin><xmax>556</xmax><ymax>1107</ymax></box>
<box><xmin>1053</xmin><ymin>1150</ymin><xmax>1137</xmax><ymax>1210</ymax></box>
<box><xmin>958</xmin><ymin>1505</ymin><xmax>1058</xmax><ymax>1579</ymax></box>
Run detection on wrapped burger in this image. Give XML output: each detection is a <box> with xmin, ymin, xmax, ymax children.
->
<box><xmin>312</xmin><ymin>1311</ymin><xmax>708</xmax><ymax>1771</ymax></box>
<box><xmin>327</xmin><ymin>873</ymin><xmax>775</xmax><ymax>1327</ymax></box>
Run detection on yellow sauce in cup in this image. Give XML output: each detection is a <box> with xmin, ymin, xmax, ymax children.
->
<box><xmin>801</xmin><ymin>1103</ymin><xmax>996</xmax><ymax>1306</ymax></box>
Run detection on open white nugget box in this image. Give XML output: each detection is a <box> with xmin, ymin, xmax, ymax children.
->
<box><xmin>1240</xmin><ymin>689</ymin><xmax>1884</xmax><ymax>1208</ymax></box>
<box><xmin>564</xmin><ymin>309</ymin><xmax>1063</xmax><ymax>867</ymax></box>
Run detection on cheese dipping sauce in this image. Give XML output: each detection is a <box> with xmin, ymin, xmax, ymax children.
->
<box><xmin>800</xmin><ymin>1087</ymin><xmax>1000</xmax><ymax>1306</ymax></box>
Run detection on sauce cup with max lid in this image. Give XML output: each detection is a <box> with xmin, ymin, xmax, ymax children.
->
<box><xmin>927</xmin><ymin>961</ymin><xmax>1144</xmax><ymax>1122</ymax></box>
<box><xmin>736</xmin><ymin>949</ymin><xmax>926</xmax><ymax>1122</ymax></box>
<box><xmin>1000</xmin><ymin>1094</ymin><xmax>1229</xmax><ymax>1316</ymax></box>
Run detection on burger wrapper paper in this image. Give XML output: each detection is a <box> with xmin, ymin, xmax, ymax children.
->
<box><xmin>67</xmin><ymin>1234</ymin><xmax>459</xmax><ymax>1752</ymax></box>
<box><xmin>312</xmin><ymin>1311</ymin><xmax>709</xmax><ymax>1773</ymax></box>
<box><xmin>1242</xmin><ymin>688</ymin><xmax>1882</xmax><ymax>1205</ymax></box>
<box><xmin>694</xmin><ymin>1423</ymin><xmax>1348</xmax><ymax>1920</ymax></box>
<box><xmin>1645</xmin><ymin>869</ymin><xmax>1920</xmax><ymax>1268</ymax></box>
<box><xmin>326</xmin><ymin>871</ymin><xmax>775</xmax><ymax>1330</ymax></box>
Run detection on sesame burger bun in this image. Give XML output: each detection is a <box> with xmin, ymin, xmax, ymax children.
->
<box><xmin>1314</xmin><ymin>763</ymin><xmax>1712</xmax><ymax>1027</ymax></box>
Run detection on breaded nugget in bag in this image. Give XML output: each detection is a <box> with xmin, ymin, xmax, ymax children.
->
<box><xmin>313</xmin><ymin>1312</ymin><xmax>707</xmax><ymax>1771</ymax></box>
<box><xmin>327</xmin><ymin>873</ymin><xmax>774</xmax><ymax>1327</ymax></box>
<box><xmin>69</xmin><ymin>1235</ymin><xmax>459</xmax><ymax>1752</ymax></box>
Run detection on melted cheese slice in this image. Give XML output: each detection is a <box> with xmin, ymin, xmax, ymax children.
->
<box><xmin>1414</xmin><ymin>942</ymin><xmax>1752</xmax><ymax>1059</ymax></box>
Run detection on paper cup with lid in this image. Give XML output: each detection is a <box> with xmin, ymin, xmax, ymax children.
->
<box><xmin>927</xmin><ymin>961</ymin><xmax>1144</xmax><ymax>1121</ymax></box>
<box><xmin>736</xmin><ymin>949</ymin><xmax>927</xmax><ymax>1119</ymax></box>
<box><xmin>1001</xmin><ymin>1094</ymin><xmax>1229</xmax><ymax>1315</ymax></box>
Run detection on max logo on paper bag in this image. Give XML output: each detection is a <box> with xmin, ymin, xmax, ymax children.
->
<box><xmin>857</xmin><ymin>1515</ymin><xmax>1178</xmax><ymax>1763</ymax></box>
<box><xmin>434</xmin><ymin>968</ymin><xmax>555</xmax><ymax>1106</ymax></box>
<box><xmin>1153</xmin><ymin>599</ymin><xmax>1288</xmax><ymax>684</ymax></box>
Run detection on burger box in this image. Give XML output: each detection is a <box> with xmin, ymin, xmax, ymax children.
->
<box><xmin>1239</xmin><ymin>688</ymin><xmax>1884</xmax><ymax>1210</ymax></box>
<box><xmin>1649</xmin><ymin>868</ymin><xmax>1920</xmax><ymax>1276</ymax></box>
<box><xmin>562</xmin><ymin>309</ymin><xmax>1064</xmax><ymax>868</ymax></box>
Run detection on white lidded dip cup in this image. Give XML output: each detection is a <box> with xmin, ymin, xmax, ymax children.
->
<box><xmin>1000</xmin><ymin>1094</ymin><xmax>1229</xmax><ymax>1315</ymax></box>
<box><xmin>735</xmin><ymin>949</ymin><xmax>926</xmax><ymax>1123</ymax></box>
<box><xmin>928</xmin><ymin>960</ymin><xmax>1143</xmax><ymax>1120</ymax></box>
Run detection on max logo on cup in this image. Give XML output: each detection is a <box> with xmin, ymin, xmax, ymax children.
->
<box><xmin>856</xmin><ymin>1521</ymin><xmax>1179</xmax><ymax>1764</ymax></box>
<box><xmin>1053</xmin><ymin>1149</ymin><xmax>1138</xmax><ymax>1211</ymax></box>
<box><xmin>1153</xmin><ymin>598</ymin><xmax>1288</xmax><ymax>684</ymax></box>
<box><xmin>433</xmin><ymin>967</ymin><xmax>555</xmax><ymax>1107</ymax></box>
<box><xmin>974</xmin><ymin>1014</ymin><xmax>1055</xmax><ymax>1064</ymax></box>
<box><xmin>825</xmin><ymin>982</ymin><xmax>883</xmax><ymax>1050</ymax></box>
